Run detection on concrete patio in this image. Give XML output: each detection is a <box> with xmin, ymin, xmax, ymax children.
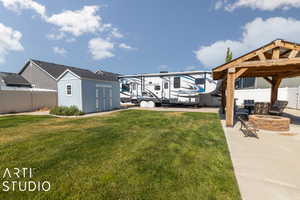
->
<box><xmin>222</xmin><ymin>109</ymin><xmax>300</xmax><ymax>200</ymax></box>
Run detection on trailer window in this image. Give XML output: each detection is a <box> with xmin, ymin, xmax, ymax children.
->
<box><xmin>155</xmin><ymin>85</ymin><xmax>161</xmax><ymax>90</ymax></box>
<box><xmin>164</xmin><ymin>82</ymin><xmax>168</xmax><ymax>89</ymax></box>
<box><xmin>174</xmin><ymin>77</ymin><xmax>180</xmax><ymax>88</ymax></box>
<box><xmin>132</xmin><ymin>83</ymin><xmax>136</xmax><ymax>90</ymax></box>
<box><xmin>122</xmin><ymin>84</ymin><xmax>130</xmax><ymax>92</ymax></box>
<box><xmin>195</xmin><ymin>78</ymin><xmax>205</xmax><ymax>85</ymax></box>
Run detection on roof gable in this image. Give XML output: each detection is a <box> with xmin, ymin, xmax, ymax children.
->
<box><xmin>213</xmin><ymin>39</ymin><xmax>300</xmax><ymax>72</ymax></box>
<box><xmin>212</xmin><ymin>39</ymin><xmax>300</xmax><ymax>79</ymax></box>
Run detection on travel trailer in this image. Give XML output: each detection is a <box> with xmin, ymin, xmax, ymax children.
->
<box><xmin>119</xmin><ymin>71</ymin><xmax>220</xmax><ymax>106</ymax></box>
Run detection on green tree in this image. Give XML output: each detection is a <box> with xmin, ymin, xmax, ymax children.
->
<box><xmin>225</xmin><ymin>48</ymin><xmax>233</xmax><ymax>63</ymax></box>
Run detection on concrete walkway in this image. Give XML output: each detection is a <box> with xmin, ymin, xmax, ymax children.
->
<box><xmin>222</xmin><ymin>111</ymin><xmax>300</xmax><ymax>200</ymax></box>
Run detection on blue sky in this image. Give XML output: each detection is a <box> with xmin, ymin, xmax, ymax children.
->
<box><xmin>1</xmin><ymin>0</ymin><xmax>300</xmax><ymax>75</ymax></box>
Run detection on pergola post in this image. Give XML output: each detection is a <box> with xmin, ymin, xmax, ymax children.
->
<box><xmin>270</xmin><ymin>77</ymin><xmax>282</xmax><ymax>106</ymax></box>
<box><xmin>226</xmin><ymin>68</ymin><xmax>236</xmax><ymax>127</ymax></box>
<box><xmin>221</xmin><ymin>79</ymin><xmax>226</xmax><ymax>114</ymax></box>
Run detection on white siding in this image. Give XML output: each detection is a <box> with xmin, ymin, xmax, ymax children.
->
<box><xmin>57</xmin><ymin>72</ymin><xmax>83</xmax><ymax>110</ymax></box>
<box><xmin>234</xmin><ymin>87</ymin><xmax>300</xmax><ymax>109</ymax></box>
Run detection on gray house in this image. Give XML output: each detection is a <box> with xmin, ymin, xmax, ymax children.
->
<box><xmin>57</xmin><ymin>69</ymin><xmax>120</xmax><ymax>113</ymax></box>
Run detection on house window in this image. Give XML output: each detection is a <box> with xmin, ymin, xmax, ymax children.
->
<box><xmin>174</xmin><ymin>77</ymin><xmax>180</xmax><ymax>88</ymax></box>
<box><xmin>66</xmin><ymin>84</ymin><xmax>72</xmax><ymax>95</ymax></box>
<box><xmin>164</xmin><ymin>82</ymin><xmax>168</xmax><ymax>89</ymax></box>
<box><xmin>195</xmin><ymin>78</ymin><xmax>205</xmax><ymax>85</ymax></box>
<box><xmin>155</xmin><ymin>85</ymin><xmax>161</xmax><ymax>90</ymax></box>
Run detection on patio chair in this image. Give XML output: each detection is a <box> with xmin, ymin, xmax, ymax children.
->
<box><xmin>236</xmin><ymin>108</ymin><xmax>250</xmax><ymax>120</ymax></box>
<box><xmin>254</xmin><ymin>102</ymin><xmax>270</xmax><ymax>115</ymax></box>
<box><xmin>269</xmin><ymin>100</ymin><xmax>288</xmax><ymax>116</ymax></box>
<box><xmin>244</xmin><ymin>99</ymin><xmax>255</xmax><ymax>114</ymax></box>
<box><xmin>238</xmin><ymin>116</ymin><xmax>259</xmax><ymax>138</ymax></box>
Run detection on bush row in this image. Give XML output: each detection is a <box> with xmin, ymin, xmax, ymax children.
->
<box><xmin>50</xmin><ymin>106</ymin><xmax>84</xmax><ymax>116</ymax></box>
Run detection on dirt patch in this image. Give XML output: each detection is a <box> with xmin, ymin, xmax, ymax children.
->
<box><xmin>164</xmin><ymin>112</ymin><xmax>184</xmax><ymax>117</ymax></box>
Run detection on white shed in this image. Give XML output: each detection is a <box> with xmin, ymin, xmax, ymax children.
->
<box><xmin>57</xmin><ymin>69</ymin><xmax>120</xmax><ymax>113</ymax></box>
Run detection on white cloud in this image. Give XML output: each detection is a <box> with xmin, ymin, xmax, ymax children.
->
<box><xmin>46</xmin><ymin>6</ymin><xmax>103</xmax><ymax>36</ymax></box>
<box><xmin>53</xmin><ymin>46</ymin><xmax>67</xmax><ymax>55</ymax></box>
<box><xmin>119</xmin><ymin>43</ymin><xmax>135</xmax><ymax>50</ymax></box>
<box><xmin>0</xmin><ymin>23</ymin><xmax>23</xmax><ymax>63</ymax></box>
<box><xmin>224</xmin><ymin>0</ymin><xmax>300</xmax><ymax>11</ymax></box>
<box><xmin>195</xmin><ymin>17</ymin><xmax>300</xmax><ymax>68</ymax></box>
<box><xmin>0</xmin><ymin>0</ymin><xmax>46</xmax><ymax>17</ymax></box>
<box><xmin>46</xmin><ymin>32</ymin><xmax>65</xmax><ymax>40</ymax></box>
<box><xmin>1</xmin><ymin>1</ymin><xmax>125</xmax><ymax>49</ymax></box>
<box><xmin>111</xmin><ymin>28</ymin><xmax>123</xmax><ymax>38</ymax></box>
<box><xmin>214</xmin><ymin>0</ymin><xmax>224</xmax><ymax>10</ymax></box>
<box><xmin>66</xmin><ymin>37</ymin><xmax>76</xmax><ymax>43</ymax></box>
<box><xmin>88</xmin><ymin>37</ymin><xmax>114</xmax><ymax>60</ymax></box>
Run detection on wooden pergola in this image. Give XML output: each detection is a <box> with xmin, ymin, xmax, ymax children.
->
<box><xmin>212</xmin><ymin>39</ymin><xmax>300</xmax><ymax>127</ymax></box>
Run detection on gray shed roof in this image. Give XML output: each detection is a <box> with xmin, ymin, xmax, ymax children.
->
<box><xmin>27</xmin><ymin>59</ymin><xmax>118</xmax><ymax>82</ymax></box>
<box><xmin>0</xmin><ymin>72</ymin><xmax>31</xmax><ymax>87</ymax></box>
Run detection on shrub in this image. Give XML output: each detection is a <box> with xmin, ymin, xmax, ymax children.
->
<box><xmin>50</xmin><ymin>106</ymin><xmax>84</xmax><ymax>116</ymax></box>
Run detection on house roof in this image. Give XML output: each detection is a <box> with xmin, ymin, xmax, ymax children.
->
<box><xmin>0</xmin><ymin>72</ymin><xmax>31</xmax><ymax>87</ymax></box>
<box><xmin>95</xmin><ymin>70</ymin><xmax>119</xmax><ymax>81</ymax></box>
<box><xmin>21</xmin><ymin>59</ymin><xmax>118</xmax><ymax>82</ymax></box>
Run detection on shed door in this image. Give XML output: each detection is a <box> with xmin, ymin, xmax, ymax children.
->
<box><xmin>162</xmin><ymin>80</ymin><xmax>170</xmax><ymax>99</ymax></box>
<box><xmin>104</xmin><ymin>88</ymin><xmax>113</xmax><ymax>111</ymax></box>
<box><xmin>96</xmin><ymin>87</ymin><xmax>101</xmax><ymax>112</ymax></box>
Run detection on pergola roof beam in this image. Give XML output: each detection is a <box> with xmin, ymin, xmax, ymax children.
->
<box><xmin>288</xmin><ymin>50</ymin><xmax>299</xmax><ymax>59</ymax></box>
<box><xmin>236</xmin><ymin>57</ymin><xmax>300</xmax><ymax>68</ymax></box>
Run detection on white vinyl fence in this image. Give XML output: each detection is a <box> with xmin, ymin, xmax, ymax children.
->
<box><xmin>0</xmin><ymin>87</ymin><xmax>57</xmax><ymax>114</ymax></box>
<box><xmin>234</xmin><ymin>87</ymin><xmax>300</xmax><ymax>109</ymax></box>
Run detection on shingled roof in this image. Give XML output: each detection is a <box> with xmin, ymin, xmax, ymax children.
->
<box><xmin>0</xmin><ymin>72</ymin><xmax>31</xmax><ymax>87</ymax></box>
<box><xmin>23</xmin><ymin>59</ymin><xmax>118</xmax><ymax>82</ymax></box>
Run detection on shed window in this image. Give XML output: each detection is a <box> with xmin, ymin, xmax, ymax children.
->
<box><xmin>195</xmin><ymin>78</ymin><xmax>205</xmax><ymax>85</ymax></box>
<box><xmin>174</xmin><ymin>77</ymin><xmax>180</xmax><ymax>88</ymax></box>
<box><xmin>155</xmin><ymin>85</ymin><xmax>161</xmax><ymax>91</ymax></box>
<box><xmin>66</xmin><ymin>84</ymin><xmax>72</xmax><ymax>95</ymax></box>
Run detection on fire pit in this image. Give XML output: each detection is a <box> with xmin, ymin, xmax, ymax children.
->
<box><xmin>249</xmin><ymin>115</ymin><xmax>290</xmax><ymax>131</ymax></box>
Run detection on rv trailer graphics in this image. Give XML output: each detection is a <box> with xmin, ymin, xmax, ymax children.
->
<box><xmin>119</xmin><ymin>71</ymin><xmax>218</xmax><ymax>105</ymax></box>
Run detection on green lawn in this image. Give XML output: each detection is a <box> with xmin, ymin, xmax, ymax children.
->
<box><xmin>0</xmin><ymin>110</ymin><xmax>240</xmax><ymax>200</ymax></box>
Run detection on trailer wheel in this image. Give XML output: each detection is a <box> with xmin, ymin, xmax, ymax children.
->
<box><xmin>155</xmin><ymin>102</ymin><xmax>161</xmax><ymax>107</ymax></box>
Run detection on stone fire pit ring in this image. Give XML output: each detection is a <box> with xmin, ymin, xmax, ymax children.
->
<box><xmin>249</xmin><ymin>115</ymin><xmax>290</xmax><ymax>131</ymax></box>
